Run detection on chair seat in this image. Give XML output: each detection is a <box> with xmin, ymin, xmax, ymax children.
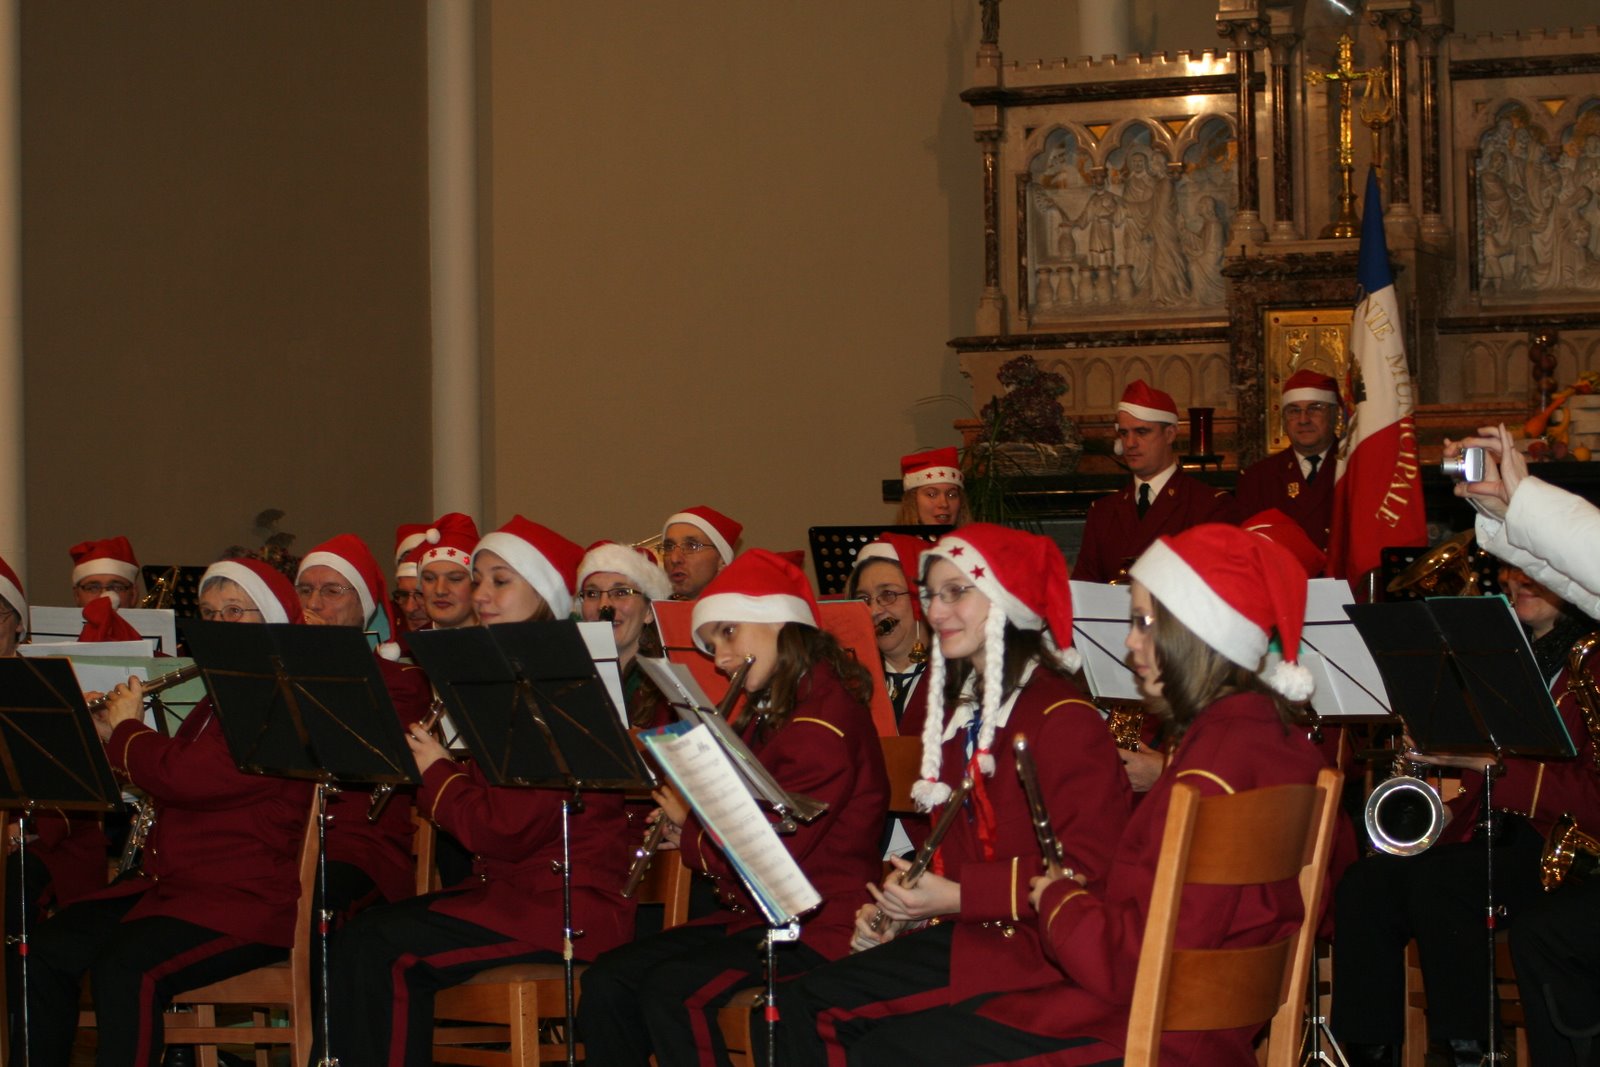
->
<box><xmin>172</xmin><ymin>960</ymin><xmax>293</xmax><ymax>1004</ymax></box>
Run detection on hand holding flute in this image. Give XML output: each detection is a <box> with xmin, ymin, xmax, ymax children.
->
<box><xmin>1014</xmin><ymin>735</ymin><xmax>1088</xmax><ymax>911</ymax></box>
<box><xmin>852</xmin><ymin>777</ymin><xmax>973</xmax><ymax>951</ymax></box>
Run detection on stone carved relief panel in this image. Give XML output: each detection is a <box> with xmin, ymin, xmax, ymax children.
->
<box><xmin>961</xmin><ymin>345</ymin><xmax>1235</xmax><ymax>419</ymax></box>
<box><xmin>1020</xmin><ymin>116</ymin><xmax>1237</xmax><ymax>324</ymax></box>
<box><xmin>1439</xmin><ymin>330</ymin><xmax>1600</xmax><ymax>402</ymax></box>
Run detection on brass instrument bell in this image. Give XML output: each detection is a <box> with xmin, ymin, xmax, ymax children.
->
<box><xmin>1386</xmin><ymin>530</ymin><xmax>1482</xmax><ymax>598</ymax></box>
<box><xmin>1540</xmin><ymin>813</ymin><xmax>1600</xmax><ymax>891</ymax></box>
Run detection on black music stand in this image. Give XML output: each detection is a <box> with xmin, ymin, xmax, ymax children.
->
<box><xmin>0</xmin><ymin>658</ymin><xmax>121</xmax><ymax>1066</ymax></box>
<box><xmin>183</xmin><ymin>621</ymin><xmax>422</xmax><ymax>1067</ymax></box>
<box><xmin>1347</xmin><ymin>597</ymin><xmax>1575</xmax><ymax>1066</ymax></box>
<box><xmin>807</xmin><ymin>525</ymin><xmax>947</xmax><ymax>595</ymax></box>
<box><xmin>408</xmin><ymin>621</ymin><xmax>655</xmax><ymax>1067</ymax></box>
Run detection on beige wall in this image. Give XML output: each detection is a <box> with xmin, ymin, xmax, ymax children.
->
<box><xmin>19</xmin><ymin>2</ymin><xmax>430</xmax><ymax>594</ymax></box>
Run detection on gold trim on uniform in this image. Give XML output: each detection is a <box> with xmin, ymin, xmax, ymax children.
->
<box><xmin>1175</xmin><ymin>768</ymin><xmax>1236</xmax><ymax>794</ymax></box>
<box><xmin>429</xmin><ymin>770</ymin><xmax>470</xmax><ymax>820</ymax></box>
<box><xmin>793</xmin><ymin>716</ymin><xmax>844</xmax><ymax>738</ymax></box>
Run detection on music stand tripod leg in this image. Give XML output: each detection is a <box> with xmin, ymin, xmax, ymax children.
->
<box><xmin>315</xmin><ymin>781</ymin><xmax>340</xmax><ymax>1067</ymax></box>
<box><xmin>1299</xmin><ymin>941</ymin><xmax>1350</xmax><ymax>1067</ymax></box>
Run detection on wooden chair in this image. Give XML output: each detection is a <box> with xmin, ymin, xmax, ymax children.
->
<box><xmin>430</xmin><ymin>846</ymin><xmax>694</xmax><ymax>1067</ymax></box>
<box><xmin>1125</xmin><ymin>766</ymin><xmax>1343</xmax><ymax>1067</ymax></box>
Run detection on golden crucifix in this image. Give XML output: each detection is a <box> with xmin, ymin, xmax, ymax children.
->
<box><xmin>1305</xmin><ymin>33</ymin><xmax>1385</xmax><ymax>238</ymax></box>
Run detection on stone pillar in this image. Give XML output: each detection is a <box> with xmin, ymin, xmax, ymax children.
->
<box><xmin>1218</xmin><ymin>10</ymin><xmax>1268</xmax><ymax>247</ymax></box>
<box><xmin>427</xmin><ymin>0</ymin><xmax>483</xmax><ymax>519</ymax></box>
<box><xmin>1079</xmin><ymin>0</ymin><xmax>1130</xmax><ymax>58</ymax></box>
<box><xmin>975</xmin><ymin>128</ymin><xmax>1005</xmax><ymax>334</ymax></box>
<box><xmin>1369</xmin><ymin>0</ymin><xmax>1420</xmax><ymax>242</ymax></box>
<box><xmin>1416</xmin><ymin>17</ymin><xmax>1452</xmax><ymax>246</ymax></box>
<box><xmin>0</xmin><ymin>1</ymin><xmax>21</xmax><ymax>579</ymax></box>
<box><xmin>1266</xmin><ymin>22</ymin><xmax>1301</xmax><ymax>241</ymax></box>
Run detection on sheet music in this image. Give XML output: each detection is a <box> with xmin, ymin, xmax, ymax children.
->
<box><xmin>1300</xmin><ymin>578</ymin><xmax>1392</xmax><ymax>718</ymax></box>
<box><xmin>1069</xmin><ymin>581</ymin><xmax>1140</xmax><ymax>702</ymax></box>
<box><xmin>28</xmin><ymin>605</ymin><xmax>177</xmax><ymax>655</ymax></box>
<box><xmin>636</xmin><ymin>655</ymin><xmax>714</xmax><ymax>712</ymax></box>
<box><xmin>643</xmin><ymin>722</ymin><xmax>820</xmax><ymax>925</ymax></box>
<box><xmin>577</xmin><ymin>621</ymin><xmax>628</xmax><ymax>726</ymax></box>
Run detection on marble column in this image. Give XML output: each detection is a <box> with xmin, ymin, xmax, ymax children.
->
<box><xmin>1417</xmin><ymin>20</ymin><xmax>1452</xmax><ymax>246</ymax></box>
<box><xmin>1218</xmin><ymin>15</ymin><xmax>1269</xmax><ymax>247</ymax></box>
<box><xmin>427</xmin><ymin>0</ymin><xmax>483</xmax><ymax>519</ymax></box>
<box><xmin>1266</xmin><ymin>28</ymin><xmax>1301</xmax><ymax>241</ymax></box>
<box><xmin>975</xmin><ymin>129</ymin><xmax>1005</xmax><ymax>334</ymax></box>
<box><xmin>0</xmin><ymin>1</ymin><xmax>21</xmax><ymax>578</ymax></box>
<box><xmin>1369</xmin><ymin>2</ymin><xmax>1420</xmax><ymax>240</ymax></box>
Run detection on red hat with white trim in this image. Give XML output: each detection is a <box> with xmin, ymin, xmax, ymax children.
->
<box><xmin>0</xmin><ymin>550</ymin><xmax>27</xmax><ymax>637</ymax></box>
<box><xmin>1129</xmin><ymin>522</ymin><xmax>1313</xmax><ymax>701</ymax></box>
<box><xmin>1241</xmin><ymin>509</ymin><xmax>1327</xmax><ymax>580</ymax></box>
<box><xmin>297</xmin><ymin>534</ymin><xmax>394</xmax><ymax>639</ymax></box>
<box><xmin>394</xmin><ymin>523</ymin><xmax>430</xmax><ymax>579</ymax></box>
<box><xmin>900</xmin><ymin>447</ymin><xmax>964</xmax><ymax>491</ymax></box>
<box><xmin>473</xmin><ymin>517</ymin><xmax>584</xmax><ymax>619</ymax></box>
<box><xmin>662</xmin><ymin>505</ymin><xmax>742</xmax><ymax>565</ymax></box>
<box><xmin>1282</xmin><ymin>369</ymin><xmax>1340</xmax><ymax>407</ymax></box>
<box><xmin>852</xmin><ymin>532</ymin><xmax>930</xmax><ymax>621</ymax></box>
<box><xmin>911</xmin><ymin>524</ymin><xmax>1080</xmax><ymax>809</ymax></box>
<box><xmin>418</xmin><ymin>513</ymin><xmax>480</xmax><ymax>576</ymax></box>
<box><xmin>690</xmin><ymin>549</ymin><xmax>820</xmax><ymax>654</ymax></box>
<box><xmin>201</xmin><ymin>558</ymin><xmax>305</xmax><ymax>625</ymax></box>
<box><xmin>577</xmin><ymin>540</ymin><xmax>671</xmax><ymax>603</ymax></box>
<box><xmin>1117</xmin><ymin>380</ymin><xmax>1180</xmax><ymax>424</ymax></box>
<box><xmin>69</xmin><ymin>537</ymin><xmax>140</xmax><ymax>587</ymax></box>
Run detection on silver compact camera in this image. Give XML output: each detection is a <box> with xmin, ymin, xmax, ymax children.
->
<box><xmin>1440</xmin><ymin>446</ymin><xmax>1486</xmax><ymax>483</ymax></box>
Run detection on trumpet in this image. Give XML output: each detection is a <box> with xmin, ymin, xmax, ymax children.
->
<box><xmin>867</xmin><ymin>777</ymin><xmax>972</xmax><ymax>933</ymax></box>
<box><xmin>86</xmin><ymin>664</ymin><xmax>202</xmax><ymax>714</ymax></box>
<box><xmin>1014</xmin><ymin>735</ymin><xmax>1068</xmax><ymax>876</ymax></box>
<box><xmin>368</xmin><ymin>700</ymin><xmax>446</xmax><ymax>822</ymax></box>
<box><xmin>620</xmin><ymin>658</ymin><xmax>752</xmax><ymax>896</ymax></box>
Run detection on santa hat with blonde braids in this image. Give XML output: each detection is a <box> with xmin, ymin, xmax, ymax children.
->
<box><xmin>910</xmin><ymin>524</ymin><xmax>1080</xmax><ymax>810</ymax></box>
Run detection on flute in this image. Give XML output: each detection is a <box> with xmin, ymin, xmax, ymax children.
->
<box><xmin>1013</xmin><ymin>735</ymin><xmax>1067</xmax><ymax>877</ymax></box>
<box><xmin>86</xmin><ymin>664</ymin><xmax>201</xmax><ymax>713</ymax></box>
<box><xmin>867</xmin><ymin>776</ymin><xmax>973</xmax><ymax>933</ymax></box>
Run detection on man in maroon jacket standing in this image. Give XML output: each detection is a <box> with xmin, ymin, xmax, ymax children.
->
<box><xmin>1073</xmin><ymin>380</ymin><xmax>1236</xmax><ymax>583</ymax></box>
<box><xmin>1235</xmin><ymin>369</ymin><xmax>1340</xmax><ymax>564</ymax></box>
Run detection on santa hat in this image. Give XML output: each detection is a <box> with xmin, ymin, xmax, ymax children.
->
<box><xmin>577</xmin><ymin>540</ymin><xmax>671</xmax><ymax>603</ymax></box>
<box><xmin>691</xmin><ymin>549</ymin><xmax>820</xmax><ymax>654</ymax></box>
<box><xmin>77</xmin><ymin>597</ymin><xmax>144</xmax><ymax>644</ymax></box>
<box><xmin>900</xmin><ymin>447</ymin><xmax>964</xmax><ymax>491</ymax></box>
<box><xmin>417</xmin><ymin>513</ymin><xmax>480</xmax><ymax>575</ymax></box>
<box><xmin>200</xmin><ymin>558</ymin><xmax>305</xmax><ymax>625</ymax></box>
<box><xmin>473</xmin><ymin>517</ymin><xmax>584</xmax><ymax>619</ymax></box>
<box><xmin>1241</xmin><ymin>509</ymin><xmax>1327</xmax><ymax>580</ymax></box>
<box><xmin>911</xmin><ymin>524</ymin><xmax>1081</xmax><ymax>809</ymax></box>
<box><xmin>1282</xmin><ymin>369</ymin><xmax>1340</xmax><ymax>407</ymax></box>
<box><xmin>662</xmin><ymin>505</ymin><xmax>742</xmax><ymax>565</ymax></box>
<box><xmin>297</xmin><ymin>534</ymin><xmax>394</xmax><ymax>640</ymax></box>
<box><xmin>852</xmin><ymin>532</ymin><xmax>930</xmax><ymax>621</ymax></box>
<box><xmin>1117</xmin><ymin>380</ymin><xmax>1180</xmax><ymax>425</ymax></box>
<box><xmin>69</xmin><ymin>537</ymin><xmax>140</xmax><ymax>587</ymax></box>
<box><xmin>394</xmin><ymin>523</ymin><xmax>430</xmax><ymax>579</ymax></box>
<box><xmin>0</xmin><ymin>551</ymin><xmax>27</xmax><ymax>637</ymax></box>
<box><xmin>1129</xmin><ymin>523</ymin><xmax>1314</xmax><ymax>702</ymax></box>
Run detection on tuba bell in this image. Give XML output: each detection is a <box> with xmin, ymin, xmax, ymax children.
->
<box><xmin>1386</xmin><ymin>530</ymin><xmax>1483</xmax><ymax>598</ymax></box>
<box><xmin>1364</xmin><ymin>751</ymin><xmax>1447</xmax><ymax>856</ymax></box>
<box><xmin>1540</xmin><ymin>813</ymin><xmax>1600</xmax><ymax>891</ymax></box>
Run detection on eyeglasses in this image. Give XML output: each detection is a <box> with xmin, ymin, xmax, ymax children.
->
<box><xmin>76</xmin><ymin>580</ymin><xmax>134</xmax><ymax>597</ymax></box>
<box><xmin>660</xmin><ymin>539</ymin><xmax>715</xmax><ymax>556</ymax></box>
<box><xmin>199</xmin><ymin>605</ymin><xmax>263</xmax><ymax>622</ymax></box>
<box><xmin>391</xmin><ymin>589</ymin><xmax>424</xmax><ymax>606</ymax></box>
<box><xmin>1283</xmin><ymin>403</ymin><xmax>1334</xmax><ymax>419</ymax></box>
<box><xmin>579</xmin><ymin>587</ymin><xmax>643</xmax><ymax>603</ymax></box>
<box><xmin>1130</xmin><ymin>612</ymin><xmax>1156</xmax><ymax>634</ymax></box>
<box><xmin>919</xmin><ymin>583</ymin><xmax>977</xmax><ymax>606</ymax></box>
<box><xmin>295</xmin><ymin>582</ymin><xmax>358</xmax><ymax>600</ymax></box>
<box><xmin>855</xmin><ymin>588</ymin><xmax>911</xmax><ymax>609</ymax></box>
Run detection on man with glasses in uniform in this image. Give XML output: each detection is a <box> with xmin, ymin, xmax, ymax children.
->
<box><xmin>1236</xmin><ymin>370</ymin><xmax>1342</xmax><ymax>563</ymax></box>
<box><xmin>659</xmin><ymin>505</ymin><xmax>742</xmax><ymax>600</ymax></box>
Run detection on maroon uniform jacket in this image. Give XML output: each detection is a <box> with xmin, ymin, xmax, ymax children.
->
<box><xmin>20</xmin><ymin>811</ymin><xmax>108</xmax><ymax>910</ymax></box>
<box><xmin>1438</xmin><ymin>662</ymin><xmax>1600</xmax><ymax>846</ymax></box>
<box><xmin>1235</xmin><ymin>446</ymin><xmax>1336</xmax><ymax>560</ymax></box>
<box><xmin>921</xmin><ymin>666</ymin><xmax>1132</xmax><ymax>1003</ymax></box>
<box><xmin>1074</xmin><ymin>471</ymin><xmax>1238</xmax><ymax>583</ymax></box>
<box><xmin>419</xmin><ymin>759</ymin><xmax>636</xmax><ymax>959</ymax></box>
<box><xmin>91</xmin><ymin>700</ymin><xmax>314</xmax><ymax>948</ymax></box>
<box><xmin>323</xmin><ymin>657</ymin><xmax>433</xmax><ymax>905</ymax></box>
<box><xmin>980</xmin><ymin>692</ymin><xmax>1325</xmax><ymax>1064</ymax></box>
<box><xmin>679</xmin><ymin>661</ymin><xmax>887</xmax><ymax>961</ymax></box>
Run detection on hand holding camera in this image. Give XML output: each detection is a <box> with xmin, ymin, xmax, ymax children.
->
<box><xmin>1441</xmin><ymin>423</ymin><xmax>1525</xmax><ymax>519</ymax></box>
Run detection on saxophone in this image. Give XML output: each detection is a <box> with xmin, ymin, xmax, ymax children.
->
<box><xmin>1566</xmin><ymin>633</ymin><xmax>1600</xmax><ymax>772</ymax></box>
<box><xmin>117</xmin><ymin>794</ymin><xmax>157</xmax><ymax>876</ymax></box>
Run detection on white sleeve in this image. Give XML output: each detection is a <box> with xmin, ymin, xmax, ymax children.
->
<box><xmin>1476</xmin><ymin>477</ymin><xmax>1600</xmax><ymax>621</ymax></box>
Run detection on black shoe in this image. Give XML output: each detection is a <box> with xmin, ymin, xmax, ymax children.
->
<box><xmin>161</xmin><ymin>1047</ymin><xmax>195</xmax><ymax>1067</ymax></box>
<box><xmin>1427</xmin><ymin>1038</ymin><xmax>1492</xmax><ymax>1067</ymax></box>
<box><xmin>1343</xmin><ymin>1043</ymin><xmax>1400</xmax><ymax>1067</ymax></box>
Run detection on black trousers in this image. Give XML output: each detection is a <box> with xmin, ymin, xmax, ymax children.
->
<box><xmin>5</xmin><ymin>847</ymin><xmax>53</xmax><ymax>1040</ymax></box>
<box><xmin>1510</xmin><ymin>878</ymin><xmax>1600</xmax><ymax>1067</ymax></box>
<box><xmin>831</xmin><ymin>997</ymin><xmax>1116</xmax><ymax>1067</ymax></box>
<box><xmin>1331</xmin><ymin>818</ymin><xmax>1543</xmax><ymax>1046</ymax></box>
<box><xmin>10</xmin><ymin>894</ymin><xmax>283</xmax><ymax>1067</ymax></box>
<box><xmin>322</xmin><ymin>889</ymin><xmax>561</xmax><ymax>1067</ymax></box>
<box><xmin>576</xmin><ymin>922</ymin><xmax>825</xmax><ymax>1067</ymax></box>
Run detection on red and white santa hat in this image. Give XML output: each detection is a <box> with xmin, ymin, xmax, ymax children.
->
<box><xmin>0</xmin><ymin>550</ymin><xmax>27</xmax><ymax>637</ymax></box>
<box><xmin>661</xmin><ymin>505</ymin><xmax>742</xmax><ymax>566</ymax></box>
<box><xmin>1129</xmin><ymin>522</ymin><xmax>1314</xmax><ymax>701</ymax></box>
<box><xmin>473</xmin><ymin>517</ymin><xmax>585</xmax><ymax>619</ymax></box>
<box><xmin>394</xmin><ymin>522</ymin><xmax>430</xmax><ymax>580</ymax></box>
<box><xmin>297</xmin><ymin>534</ymin><xmax>395</xmax><ymax>639</ymax></box>
<box><xmin>691</xmin><ymin>548</ymin><xmax>820</xmax><ymax>654</ymax></box>
<box><xmin>1117</xmin><ymin>380</ymin><xmax>1180</xmax><ymax>424</ymax></box>
<box><xmin>200</xmin><ymin>558</ymin><xmax>305</xmax><ymax>625</ymax></box>
<box><xmin>69</xmin><ymin>536</ymin><xmax>140</xmax><ymax>587</ymax></box>
<box><xmin>911</xmin><ymin>524</ymin><xmax>1080</xmax><ymax>809</ymax></box>
<box><xmin>900</xmin><ymin>447</ymin><xmax>964</xmax><ymax>491</ymax></box>
<box><xmin>578</xmin><ymin>540</ymin><xmax>671</xmax><ymax>603</ymax></box>
<box><xmin>417</xmin><ymin>513</ymin><xmax>480</xmax><ymax>576</ymax></box>
<box><xmin>853</xmin><ymin>532</ymin><xmax>931</xmax><ymax>621</ymax></box>
<box><xmin>1241</xmin><ymin>509</ymin><xmax>1327</xmax><ymax>580</ymax></box>
<box><xmin>1282</xmin><ymin>369</ymin><xmax>1341</xmax><ymax>407</ymax></box>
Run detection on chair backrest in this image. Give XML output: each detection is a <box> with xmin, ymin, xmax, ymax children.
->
<box><xmin>412</xmin><ymin>812</ymin><xmax>438</xmax><ymax>895</ymax></box>
<box><xmin>634</xmin><ymin>847</ymin><xmax>692</xmax><ymax>930</ymax></box>
<box><xmin>1124</xmin><ymin>766</ymin><xmax>1342</xmax><ymax>1066</ymax></box>
<box><xmin>879</xmin><ymin>734</ymin><xmax>922</xmax><ymax>815</ymax></box>
<box><xmin>288</xmin><ymin>789</ymin><xmax>322</xmax><ymax>996</ymax></box>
